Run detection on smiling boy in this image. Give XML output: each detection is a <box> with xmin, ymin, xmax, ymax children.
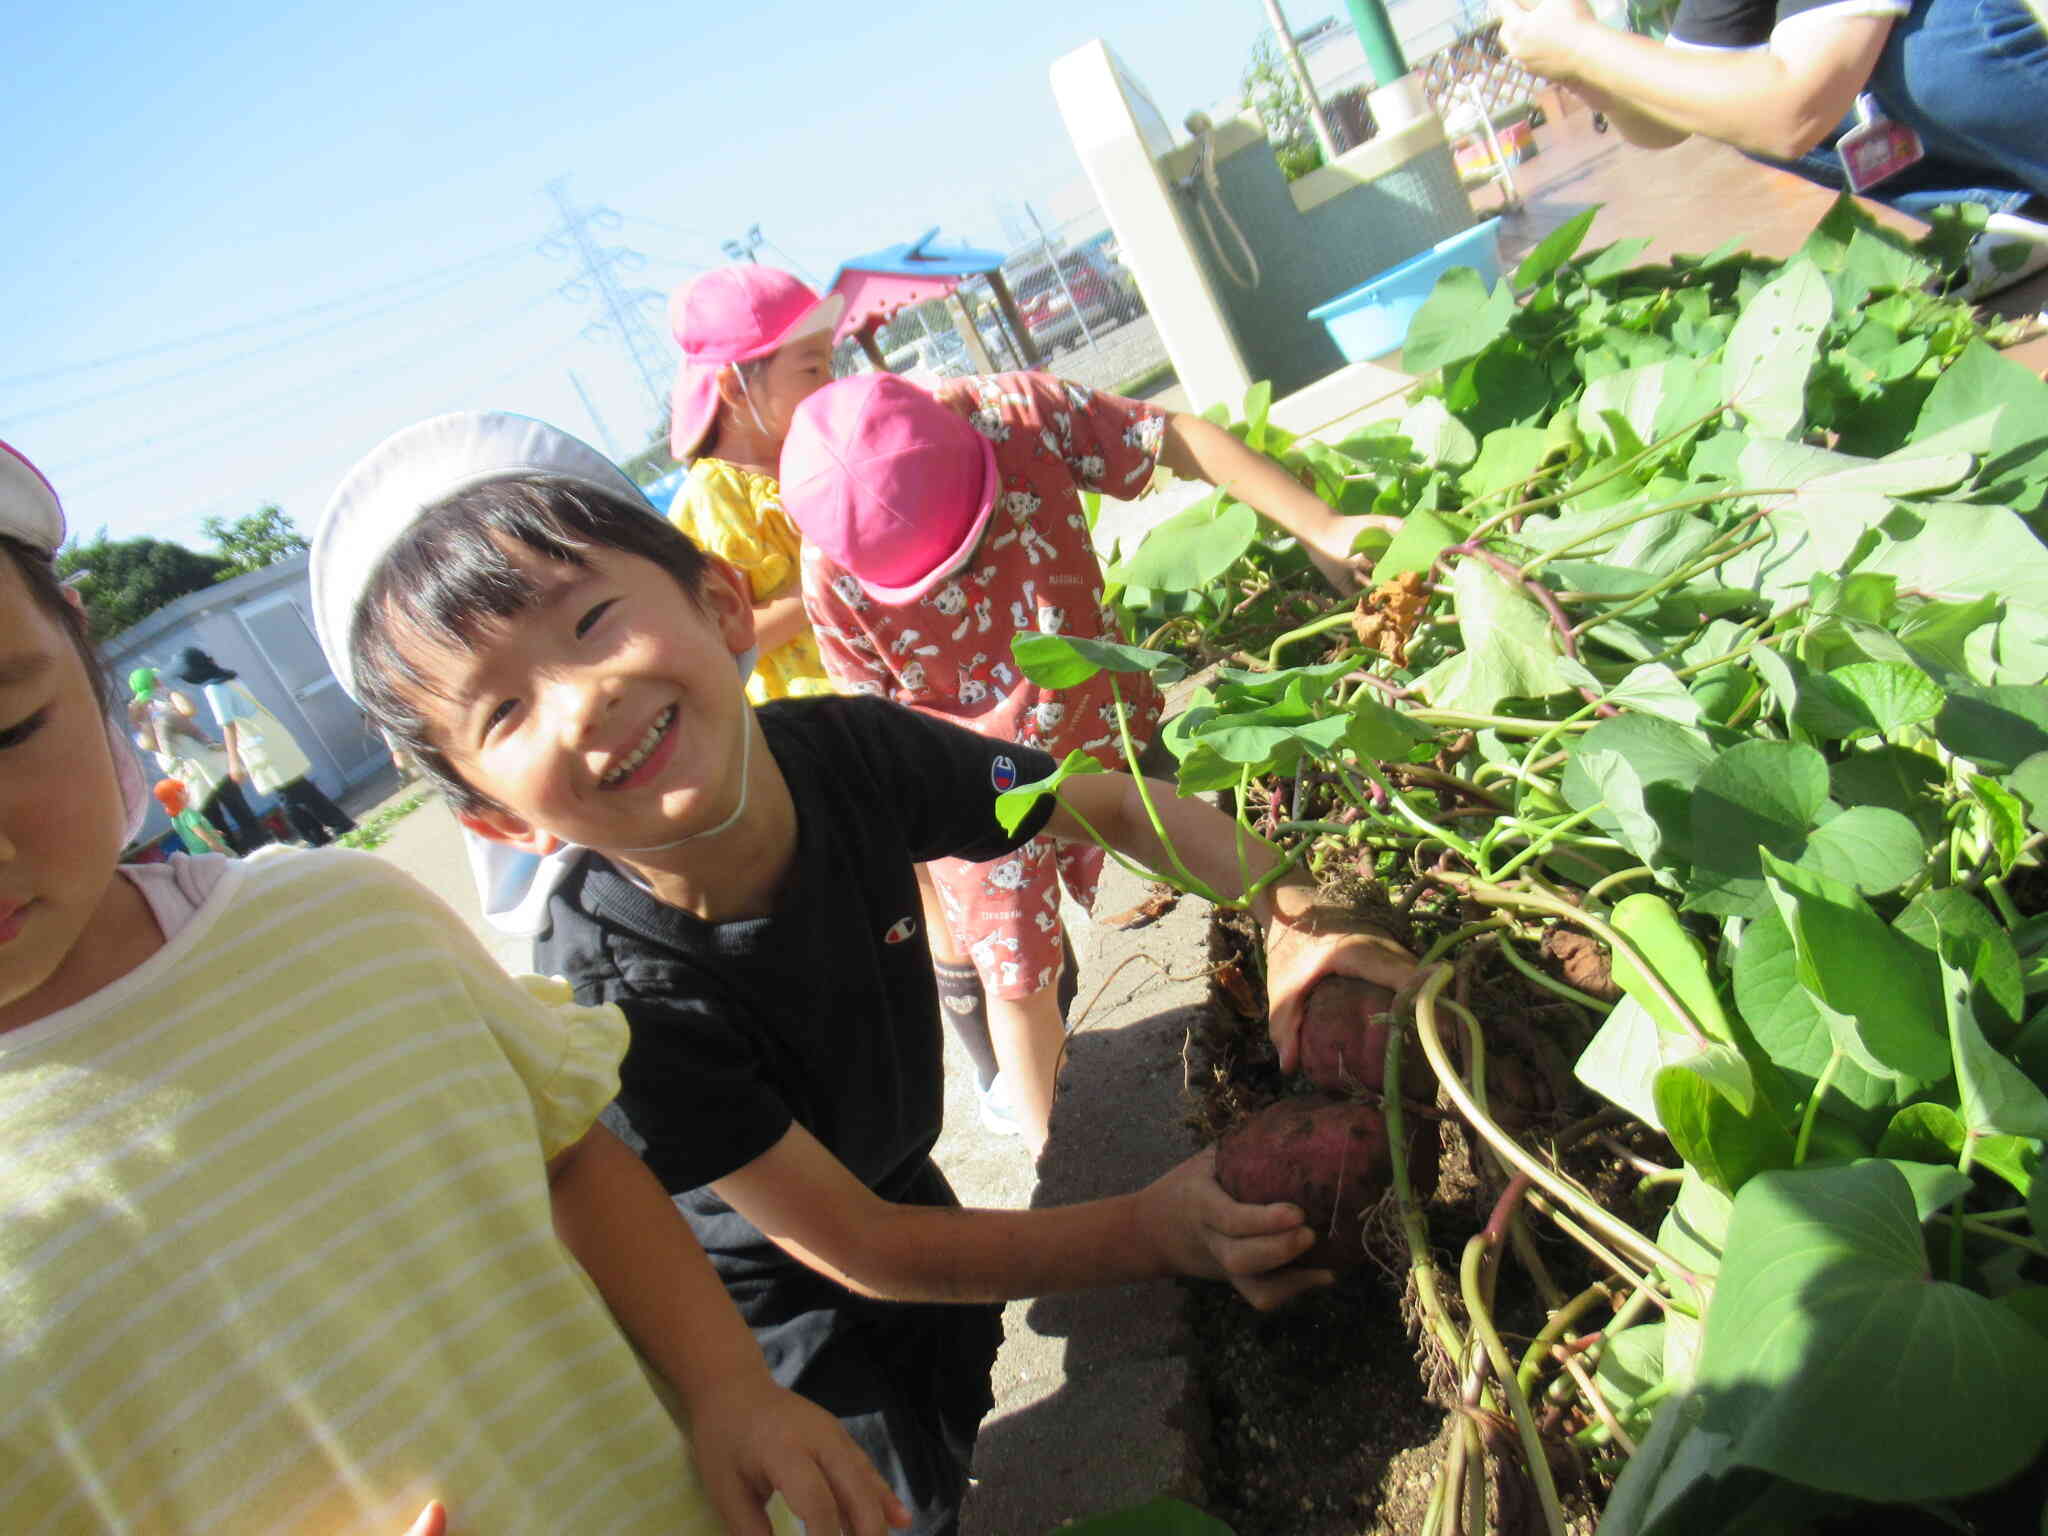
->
<box><xmin>314</xmin><ymin>411</ymin><xmax>1417</xmax><ymax>1536</ymax></box>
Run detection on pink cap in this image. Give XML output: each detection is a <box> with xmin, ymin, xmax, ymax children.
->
<box><xmin>667</xmin><ymin>266</ymin><xmax>845</xmax><ymax>460</ymax></box>
<box><xmin>780</xmin><ymin>375</ymin><xmax>999</xmax><ymax>605</ymax></box>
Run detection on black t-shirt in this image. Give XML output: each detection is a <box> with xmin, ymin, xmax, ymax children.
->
<box><xmin>1670</xmin><ymin>0</ymin><xmax>1906</xmax><ymax>49</ymax></box>
<box><xmin>536</xmin><ymin>694</ymin><xmax>1056</xmax><ymax>1323</ymax></box>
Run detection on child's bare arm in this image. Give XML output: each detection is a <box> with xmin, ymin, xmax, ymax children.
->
<box><xmin>752</xmin><ymin>593</ymin><xmax>811</xmax><ymax>654</ymax></box>
<box><xmin>1158</xmin><ymin>412</ymin><xmax>1399</xmax><ymax>596</ymax></box>
<box><xmin>713</xmin><ymin>1121</ymin><xmax>1327</xmax><ymax>1310</ymax></box>
<box><xmin>548</xmin><ymin>1123</ymin><xmax>908</xmax><ymax>1536</ymax></box>
<box><xmin>1042</xmin><ymin>773</ymin><xmax>1417</xmax><ymax>1071</ymax></box>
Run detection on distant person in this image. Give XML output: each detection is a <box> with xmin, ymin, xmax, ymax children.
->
<box><xmin>665</xmin><ymin>264</ymin><xmax>841</xmax><ymax>704</ymax></box>
<box><xmin>152</xmin><ymin>776</ymin><xmax>232</xmax><ymax>855</ymax></box>
<box><xmin>175</xmin><ymin>645</ymin><xmax>358</xmax><ymax>846</ymax></box>
<box><xmin>1497</xmin><ymin>0</ymin><xmax>2048</xmax><ymax>295</ymax></box>
<box><xmin>128</xmin><ymin>664</ymin><xmax>270</xmax><ymax>853</ymax></box>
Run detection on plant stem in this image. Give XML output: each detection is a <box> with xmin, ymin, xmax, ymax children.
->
<box><xmin>1383</xmin><ymin>1009</ymin><xmax>1471</xmax><ymax>1372</ymax></box>
<box><xmin>1488</xmin><ymin>803</ymin><xmax>1610</xmax><ymax>882</ymax></box>
<box><xmin>1233</xmin><ymin>765</ymin><xmax>1256</xmax><ymax>904</ymax></box>
<box><xmin>1109</xmin><ymin>678</ymin><xmax>1221</xmax><ymax>903</ymax></box>
<box><xmin>1461</xmin><ymin>1235</ymin><xmax>1569</xmax><ymax>1536</ymax></box>
<box><xmin>1930</xmin><ymin>1213</ymin><xmax>2048</xmax><ymax>1257</ymax></box>
<box><xmin>1494</xmin><ymin>930</ymin><xmax>1616</xmax><ymax>1013</ymax></box>
<box><xmin>1793</xmin><ymin>1050</ymin><xmax>1843</xmax><ymax>1165</ymax></box>
<box><xmin>1263</xmin><ymin>607</ymin><xmax>1358</xmax><ymax>670</ymax></box>
<box><xmin>1414</xmin><ymin>966</ymin><xmax>1675</xmax><ymax>1274</ymax></box>
<box><xmin>1421</xmin><ymin>917</ymin><xmax>1512</xmax><ymax>966</ymax></box>
<box><xmin>1584</xmin><ymin>865</ymin><xmax>1657</xmax><ymax>902</ymax></box>
<box><xmin>1457</xmin><ymin>879</ymin><xmax>1715</xmax><ymax>1052</ymax></box>
<box><xmin>1949</xmin><ymin>1137</ymin><xmax>1976</xmax><ymax>1283</ymax></box>
<box><xmin>1516</xmin><ymin>1282</ymin><xmax>1615</xmax><ymax>1394</ymax></box>
<box><xmin>1516</xmin><ymin>484</ymin><xmax>1797</xmax><ymax>581</ymax></box>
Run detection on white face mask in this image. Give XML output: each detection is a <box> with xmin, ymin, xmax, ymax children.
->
<box><xmin>731</xmin><ymin>365</ymin><xmax>770</xmax><ymax>437</ymax></box>
<box><xmin>466</xmin><ymin>642</ymin><xmax>762</xmax><ymax>931</ymax></box>
<box><xmin>616</xmin><ymin>643</ymin><xmax>758</xmax><ymax>853</ymax></box>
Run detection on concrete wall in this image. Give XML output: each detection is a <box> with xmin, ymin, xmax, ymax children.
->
<box><xmin>1053</xmin><ymin>41</ymin><xmax>1472</xmax><ymax>413</ymax></box>
<box><xmin>1158</xmin><ymin>113</ymin><xmax>1473</xmax><ymax>400</ymax></box>
<box><xmin>105</xmin><ymin>553</ymin><xmax>388</xmax><ymax>848</ymax></box>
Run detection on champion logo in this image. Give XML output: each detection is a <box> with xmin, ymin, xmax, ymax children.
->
<box><xmin>883</xmin><ymin>915</ymin><xmax>918</xmax><ymax>945</ymax></box>
<box><xmin>990</xmin><ymin>754</ymin><xmax>1019</xmax><ymax>792</ymax></box>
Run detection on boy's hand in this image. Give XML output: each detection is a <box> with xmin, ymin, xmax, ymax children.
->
<box><xmin>1261</xmin><ymin>887</ymin><xmax>1418</xmax><ymax>1075</ymax></box>
<box><xmin>1137</xmin><ymin>1148</ymin><xmax>1332</xmax><ymax>1310</ymax></box>
<box><xmin>686</xmin><ymin>1375</ymin><xmax>911</xmax><ymax>1536</ymax></box>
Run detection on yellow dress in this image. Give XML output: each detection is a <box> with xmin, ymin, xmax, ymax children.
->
<box><xmin>668</xmin><ymin>458</ymin><xmax>835</xmax><ymax>704</ymax></box>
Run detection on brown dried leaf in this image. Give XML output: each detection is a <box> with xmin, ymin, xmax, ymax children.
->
<box><xmin>1213</xmin><ymin>958</ymin><xmax>1262</xmax><ymax>1018</ymax></box>
<box><xmin>1349</xmin><ymin>570</ymin><xmax>1433</xmax><ymax>666</ymax></box>
<box><xmin>1098</xmin><ymin>884</ymin><xmax>1181</xmax><ymax>930</ymax></box>
<box><xmin>1541</xmin><ymin>928</ymin><xmax>1621</xmax><ymax>1002</ymax></box>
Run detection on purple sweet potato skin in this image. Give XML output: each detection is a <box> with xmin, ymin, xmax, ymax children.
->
<box><xmin>1296</xmin><ymin>976</ymin><xmax>1438</xmax><ymax>1105</ymax></box>
<box><xmin>1214</xmin><ymin>1094</ymin><xmax>1435</xmax><ymax>1270</ymax></box>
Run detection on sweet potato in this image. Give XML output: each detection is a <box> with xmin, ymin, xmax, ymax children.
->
<box><xmin>1296</xmin><ymin>976</ymin><xmax>1438</xmax><ymax>1106</ymax></box>
<box><xmin>1214</xmin><ymin>1093</ymin><xmax>1437</xmax><ymax>1270</ymax></box>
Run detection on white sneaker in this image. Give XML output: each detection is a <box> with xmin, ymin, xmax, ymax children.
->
<box><xmin>978</xmin><ymin>1073</ymin><xmax>1022</xmax><ymax>1138</ymax></box>
<box><xmin>1954</xmin><ymin>212</ymin><xmax>2048</xmax><ymax>303</ymax></box>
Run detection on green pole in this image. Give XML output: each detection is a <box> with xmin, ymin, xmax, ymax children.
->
<box><xmin>1343</xmin><ymin>0</ymin><xmax>1409</xmax><ymax>86</ymax></box>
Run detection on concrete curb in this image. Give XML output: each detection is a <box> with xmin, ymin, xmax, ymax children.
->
<box><xmin>954</xmin><ymin>856</ymin><xmax>1217</xmax><ymax>1534</ymax></box>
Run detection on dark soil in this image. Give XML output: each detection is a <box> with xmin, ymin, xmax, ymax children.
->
<box><xmin>1184</xmin><ymin>907</ymin><xmax>1613</xmax><ymax>1535</ymax></box>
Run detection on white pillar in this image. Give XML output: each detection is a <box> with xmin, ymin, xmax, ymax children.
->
<box><xmin>1049</xmin><ymin>41</ymin><xmax>1253</xmax><ymax>413</ymax></box>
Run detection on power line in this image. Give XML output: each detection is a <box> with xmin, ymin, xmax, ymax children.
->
<box><xmin>2</xmin><ymin>248</ymin><xmax>539</xmax><ymax>428</ymax></box>
<box><xmin>539</xmin><ymin>178</ymin><xmax>672</xmax><ymax>423</ymax></box>
<box><xmin>0</xmin><ymin>240</ymin><xmax>536</xmax><ymax>393</ymax></box>
<box><xmin>43</xmin><ymin>286</ymin><xmax>565</xmax><ymax>490</ymax></box>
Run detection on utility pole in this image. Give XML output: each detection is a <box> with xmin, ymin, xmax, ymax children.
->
<box><xmin>540</xmin><ymin>177</ymin><xmax>671</xmax><ymax>424</ymax></box>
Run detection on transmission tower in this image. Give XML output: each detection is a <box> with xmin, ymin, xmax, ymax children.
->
<box><xmin>539</xmin><ymin>177</ymin><xmax>672</xmax><ymax>424</ymax></box>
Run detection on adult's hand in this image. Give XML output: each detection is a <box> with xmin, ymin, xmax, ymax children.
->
<box><xmin>1497</xmin><ymin>0</ymin><xmax>1603</xmax><ymax>85</ymax></box>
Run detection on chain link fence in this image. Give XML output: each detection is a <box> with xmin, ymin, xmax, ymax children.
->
<box><xmin>841</xmin><ymin>209</ymin><xmax>1176</xmax><ymax>399</ymax></box>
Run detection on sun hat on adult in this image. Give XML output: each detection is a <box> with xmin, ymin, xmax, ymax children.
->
<box><xmin>666</xmin><ymin>265</ymin><xmax>846</xmax><ymax>461</ymax></box>
<box><xmin>778</xmin><ymin>373</ymin><xmax>999</xmax><ymax>605</ymax></box>
<box><xmin>176</xmin><ymin>646</ymin><xmax>236</xmax><ymax>686</ymax></box>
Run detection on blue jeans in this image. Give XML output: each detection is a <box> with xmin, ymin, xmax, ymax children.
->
<box><xmin>1762</xmin><ymin>0</ymin><xmax>2048</xmax><ymax>220</ymax></box>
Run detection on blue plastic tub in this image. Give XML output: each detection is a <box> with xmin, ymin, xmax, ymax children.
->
<box><xmin>1307</xmin><ymin>218</ymin><xmax>1505</xmax><ymax>362</ymax></box>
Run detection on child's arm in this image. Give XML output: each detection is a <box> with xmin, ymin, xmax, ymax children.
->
<box><xmin>752</xmin><ymin>593</ymin><xmax>811</xmax><ymax>654</ymax></box>
<box><xmin>1158</xmin><ymin>412</ymin><xmax>1401</xmax><ymax>597</ymax></box>
<box><xmin>549</xmin><ymin>1122</ymin><xmax>908</xmax><ymax>1536</ymax></box>
<box><xmin>1040</xmin><ymin>770</ymin><xmax>1415</xmax><ymax>1071</ymax></box>
<box><xmin>191</xmin><ymin>817</ymin><xmax>231</xmax><ymax>856</ymax></box>
<box><xmin>714</xmin><ymin>1118</ymin><xmax>1329</xmax><ymax>1311</ymax></box>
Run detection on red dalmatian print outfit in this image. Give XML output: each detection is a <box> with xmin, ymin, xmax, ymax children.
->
<box><xmin>802</xmin><ymin>371</ymin><xmax>1167</xmax><ymax>1000</ymax></box>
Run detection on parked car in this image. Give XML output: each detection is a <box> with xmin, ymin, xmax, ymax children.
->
<box><xmin>1003</xmin><ymin>247</ymin><xmax>1123</xmax><ymax>356</ymax></box>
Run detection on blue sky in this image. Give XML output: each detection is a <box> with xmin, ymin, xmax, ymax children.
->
<box><xmin>2</xmin><ymin>0</ymin><xmax>1309</xmax><ymax>551</ymax></box>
